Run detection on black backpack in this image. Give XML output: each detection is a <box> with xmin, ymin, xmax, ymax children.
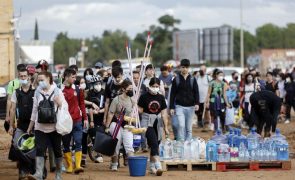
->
<box><xmin>15</xmin><ymin>87</ymin><xmax>35</xmax><ymax>123</ymax></box>
<box><xmin>38</xmin><ymin>90</ymin><xmax>57</xmax><ymax>124</ymax></box>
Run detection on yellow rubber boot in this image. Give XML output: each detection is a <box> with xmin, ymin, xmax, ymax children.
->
<box><xmin>64</xmin><ymin>152</ymin><xmax>73</xmax><ymax>173</ymax></box>
<box><xmin>74</xmin><ymin>151</ymin><xmax>84</xmax><ymax>174</ymax></box>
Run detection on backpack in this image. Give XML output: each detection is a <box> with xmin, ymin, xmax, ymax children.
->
<box><xmin>175</xmin><ymin>74</ymin><xmax>195</xmax><ymax>90</ymax></box>
<box><xmin>16</xmin><ymin>87</ymin><xmax>35</xmax><ymax>122</ymax></box>
<box><xmin>38</xmin><ymin>90</ymin><xmax>57</xmax><ymax>124</ymax></box>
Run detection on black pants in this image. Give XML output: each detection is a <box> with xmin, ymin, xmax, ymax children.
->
<box><xmin>244</xmin><ymin>102</ymin><xmax>251</xmax><ymax>126</ymax></box>
<box><xmin>82</xmin><ymin>132</ymin><xmax>88</xmax><ymax>155</ymax></box>
<box><xmin>146</xmin><ymin>119</ymin><xmax>160</xmax><ymax>156</ymax></box>
<box><xmin>195</xmin><ymin>103</ymin><xmax>205</xmax><ymax>127</ymax></box>
<box><xmin>35</xmin><ymin>130</ymin><xmax>62</xmax><ymax>158</ymax></box>
<box><xmin>209</xmin><ymin>103</ymin><xmax>225</xmax><ymax>131</ymax></box>
<box><xmin>253</xmin><ymin>109</ymin><xmax>279</xmax><ymax>134</ymax></box>
<box><xmin>286</xmin><ymin>101</ymin><xmax>295</xmax><ymax>119</ymax></box>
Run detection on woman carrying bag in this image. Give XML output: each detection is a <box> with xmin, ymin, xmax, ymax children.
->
<box><xmin>27</xmin><ymin>71</ymin><xmax>64</xmax><ymax>180</ymax></box>
<box><xmin>104</xmin><ymin>80</ymin><xmax>135</xmax><ymax>171</ymax></box>
<box><xmin>138</xmin><ymin>77</ymin><xmax>169</xmax><ymax>176</ymax></box>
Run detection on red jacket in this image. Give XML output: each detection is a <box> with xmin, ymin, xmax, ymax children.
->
<box><xmin>62</xmin><ymin>84</ymin><xmax>87</xmax><ymax>123</ymax></box>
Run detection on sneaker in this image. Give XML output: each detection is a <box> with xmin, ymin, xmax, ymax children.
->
<box><xmin>284</xmin><ymin>119</ymin><xmax>290</xmax><ymax>124</ymax></box>
<box><xmin>149</xmin><ymin>162</ymin><xmax>157</xmax><ymax>175</ymax></box>
<box><xmin>142</xmin><ymin>148</ymin><xmax>148</xmax><ymax>153</ymax></box>
<box><xmin>111</xmin><ymin>163</ymin><xmax>118</xmax><ymax>171</ymax></box>
<box><xmin>94</xmin><ymin>154</ymin><xmax>103</xmax><ymax>163</ymax></box>
<box><xmin>155</xmin><ymin>162</ymin><xmax>163</xmax><ymax>176</ymax></box>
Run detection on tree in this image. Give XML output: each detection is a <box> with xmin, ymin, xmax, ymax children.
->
<box><xmin>256</xmin><ymin>23</ymin><xmax>284</xmax><ymax>49</ymax></box>
<box><xmin>158</xmin><ymin>14</ymin><xmax>181</xmax><ymax>30</ymax></box>
<box><xmin>283</xmin><ymin>23</ymin><xmax>295</xmax><ymax>48</ymax></box>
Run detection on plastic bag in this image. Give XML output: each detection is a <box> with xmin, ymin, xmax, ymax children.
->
<box><xmin>56</xmin><ymin>99</ymin><xmax>73</xmax><ymax>135</ymax></box>
<box><xmin>225</xmin><ymin>107</ymin><xmax>235</xmax><ymax>125</ymax></box>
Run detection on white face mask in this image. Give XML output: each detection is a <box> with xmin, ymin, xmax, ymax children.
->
<box><xmin>80</xmin><ymin>83</ymin><xmax>86</xmax><ymax>90</ymax></box>
<box><xmin>217</xmin><ymin>76</ymin><xmax>224</xmax><ymax>81</ymax></box>
<box><xmin>149</xmin><ymin>87</ymin><xmax>159</xmax><ymax>94</ymax></box>
<box><xmin>94</xmin><ymin>84</ymin><xmax>102</xmax><ymax>92</ymax></box>
<box><xmin>276</xmin><ymin>77</ymin><xmax>281</xmax><ymax>81</ymax></box>
<box><xmin>286</xmin><ymin>78</ymin><xmax>291</xmax><ymax>83</ymax></box>
<box><xmin>85</xmin><ymin>75</ymin><xmax>92</xmax><ymax>81</ymax></box>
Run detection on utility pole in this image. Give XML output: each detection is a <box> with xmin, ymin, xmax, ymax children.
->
<box><xmin>240</xmin><ymin>0</ymin><xmax>244</xmax><ymax>68</ymax></box>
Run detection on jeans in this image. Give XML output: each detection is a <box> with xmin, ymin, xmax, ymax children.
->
<box><xmin>175</xmin><ymin>105</ymin><xmax>195</xmax><ymax>141</ymax></box>
<box><xmin>62</xmin><ymin>121</ymin><xmax>83</xmax><ymax>153</ymax></box>
<box><xmin>171</xmin><ymin>115</ymin><xmax>178</xmax><ymax>140</ymax></box>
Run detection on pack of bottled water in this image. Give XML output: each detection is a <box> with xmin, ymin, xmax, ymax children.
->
<box><xmin>160</xmin><ymin>137</ymin><xmax>204</xmax><ymax>161</ymax></box>
<box><xmin>204</xmin><ymin>128</ymin><xmax>289</xmax><ymax>162</ymax></box>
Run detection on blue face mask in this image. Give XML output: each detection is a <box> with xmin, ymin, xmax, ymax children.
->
<box><xmin>39</xmin><ymin>80</ymin><xmax>48</xmax><ymax>89</ymax></box>
<box><xmin>19</xmin><ymin>79</ymin><xmax>28</xmax><ymax>85</ymax></box>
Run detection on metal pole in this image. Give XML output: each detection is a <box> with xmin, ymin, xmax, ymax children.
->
<box><xmin>240</xmin><ymin>0</ymin><xmax>244</xmax><ymax>68</ymax></box>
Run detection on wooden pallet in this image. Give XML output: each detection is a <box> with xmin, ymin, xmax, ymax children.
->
<box><xmin>162</xmin><ymin>160</ymin><xmax>216</xmax><ymax>171</ymax></box>
<box><xmin>216</xmin><ymin>161</ymin><xmax>291</xmax><ymax>171</ymax></box>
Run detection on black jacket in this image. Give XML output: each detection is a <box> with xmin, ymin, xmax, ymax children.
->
<box><xmin>169</xmin><ymin>74</ymin><xmax>199</xmax><ymax>109</ymax></box>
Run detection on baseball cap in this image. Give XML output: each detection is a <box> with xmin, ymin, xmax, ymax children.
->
<box><xmin>95</xmin><ymin>62</ymin><xmax>103</xmax><ymax>69</ymax></box>
<box><xmin>26</xmin><ymin>65</ymin><xmax>36</xmax><ymax>75</ymax></box>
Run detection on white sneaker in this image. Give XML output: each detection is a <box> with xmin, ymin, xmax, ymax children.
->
<box><xmin>111</xmin><ymin>163</ymin><xmax>118</xmax><ymax>171</ymax></box>
<box><xmin>209</xmin><ymin>123</ymin><xmax>214</xmax><ymax>131</ymax></box>
<box><xmin>149</xmin><ymin>162</ymin><xmax>157</xmax><ymax>175</ymax></box>
<box><xmin>95</xmin><ymin>156</ymin><xmax>104</xmax><ymax>163</ymax></box>
<box><xmin>284</xmin><ymin>120</ymin><xmax>290</xmax><ymax>124</ymax></box>
<box><xmin>155</xmin><ymin>162</ymin><xmax>163</xmax><ymax>176</ymax></box>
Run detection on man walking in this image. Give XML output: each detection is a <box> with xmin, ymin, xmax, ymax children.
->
<box><xmin>170</xmin><ymin>59</ymin><xmax>199</xmax><ymax>141</ymax></box>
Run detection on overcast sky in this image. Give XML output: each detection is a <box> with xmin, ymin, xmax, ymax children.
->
<box><xmin>13</xmin><ymin>0</ymin><xmax>295</xmax><ymax>41</ymax></box>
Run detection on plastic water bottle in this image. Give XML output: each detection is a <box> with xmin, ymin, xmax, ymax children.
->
<box><xmin>238</xmin><ymin>130</ymin><xmax>248</xmax><ymax>149</ymax></box>
<box><xmin>239</xmin><ymin>142</ymin><xmax>246</xmax><ymax>161</ymax></box>
<box><xmin>210</xmin><ymin>129</ymin><xmax>227</xmax><ymax>144</ymax></box>
<box><xmin>173</xmin><ymin>140</ymin><xmax>184</xmax><ymax>160</ymax></box>
<box><xmin>232</xmin><ymin>129</ymin><xmax>240</xmax><ymax>147</ymax></box>
<box><xmin>247</xmin><ymin>128</ymin><xmax>261</xmax><ymax>161</ymax></box>
<box><xmin>184</xmin><ymin>140</ymin><xmax>192</xmax><ymax>160</ymax></box>
<box><xmin>191</xmin><ymin>138</ymin><xmax>200</xmax><ymax>160</ymax></box>
<box><xmin>276</xmin><ymin>140</ymin><xmax>289</xmax><ymax>160</ymax></box>
<box><xmin>271</xmin><ymin>129</ymin><xmax>286</xmax><ymax>143</ymax></box>
<box><xmin>164</xmin><ymin>139</ymin><xmax>173</xmax><ymax>160</ymax></box>
<box><xmin>226</xmin><ymin>128</ymin><xmax>234</xmax><ymax>147</ymax></box>
<box><xmin>206</xmin><ymin>140</ymin><xmax>218</xmax><ymax>162</ymax></box>
<box><xmin>217</xmin><ymin>144</ymin><xmax>230</xmax><ymax>162</ymax></box>
<box><xmin>159</xmin><ymin>141</ymin><xmax>164</xmax><ymax>161</ymax></box>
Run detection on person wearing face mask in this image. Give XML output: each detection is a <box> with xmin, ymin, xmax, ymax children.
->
<box><xmin>105</xmin><ymin>80</ymin><xmax>135</xmax><ymax>171</ymax></box>
<box><xmin>229</xmin><ymin>71</ymin><xmax>241</xmax><ymax>109</ymax></box>
<box><xmin>240</xmin><ymin>73</ymin><xmax>258</xmax><ymax>128</ymax></box>
<box><xmin>97</xmin><ymin>69</ymin><xmax>109</xmax><ymax>89</ymax></box>
<box><xmin>143</xmin><ymin>64</ymin><xmax>165</xmax><ymax>96</ymax></box>
<box><xmin>60</xmin><ymin>68</ymin><xmax>88</xmax><ymax>174</ymax></box>
<box><xmin>170</xmin><ymin>59</ymin><xmax>200</xmax><ymax>141</ymax></box>
<box><xmin>265</xmin><ymin>71</ymin><xmax>280</xmax><ymax>97</ymax></box>
<box><xmin>284</xmin><ymin>74</ymin><xmax>295</xmax><ymax>124</ymax></box>
<box><xmin>138</xmin><ymin>78</ymin><xmax>169</xmax><ymax>176</ymax></box>
<box><xmin>83</xmin><ymin>68</ymin><xmax>94</xmax><ymax>90</ymax></box>
<box><xmin>205</xmin><ymin>69</ymin><xmax>230</xmax><ymax>132</ymax></box>
<box><xmin>8</xmin><ymin>68</ymin><xmax>35</xmax><ymax>179</ymax></box>
<box><xmin>196</xmin><ymin>65</ymin><xmax>212</xmax><ymax>129</ymax></box>
<box><xmin>83</xmin><ymin>75</ymin><xmax>106</xmax><ymax>165</ymax></box>
<box><xmin>26</xmin><ymin>71</ymin><xmax>64</xmax><ymax>180</ymax></box>
<box><xmin>103</xmin><ymin>67</ymin><xmax>124</xmax><ymax>125</ymax></box>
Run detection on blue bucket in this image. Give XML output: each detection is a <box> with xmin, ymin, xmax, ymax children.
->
<box><xmin>128</xmin><ymin>156</ymin><xmax>148</xmax><ymax>176</ymax></box>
